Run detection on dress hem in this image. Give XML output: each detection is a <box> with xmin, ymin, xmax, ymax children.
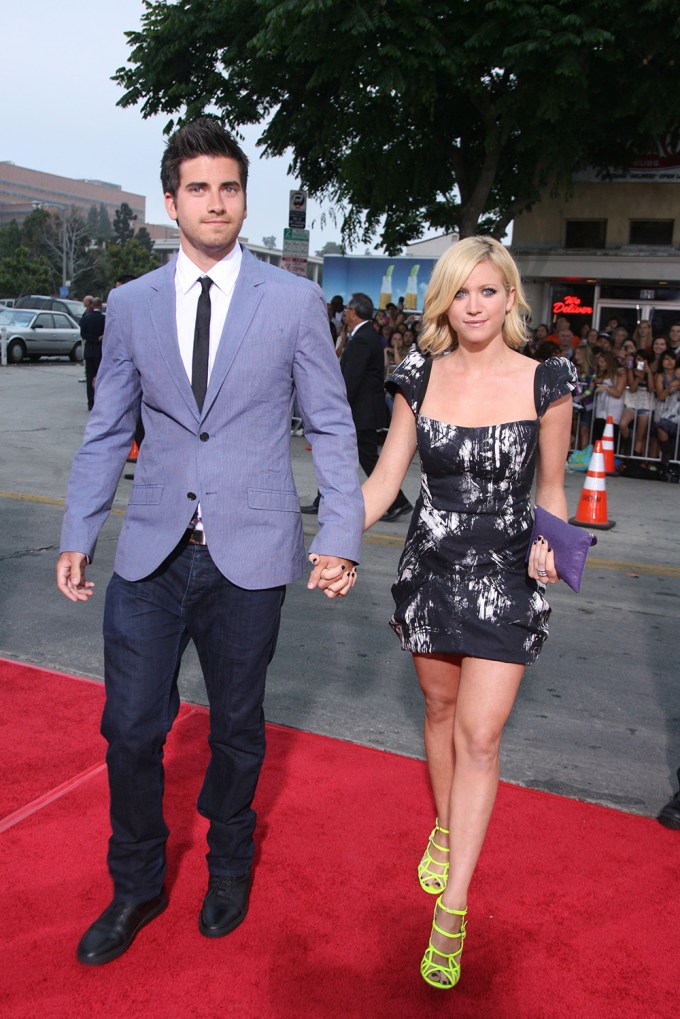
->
<box><xmin>389</xmin><ymin>620</ymin><xmax>543</xmax><ymax>667</ymax></box>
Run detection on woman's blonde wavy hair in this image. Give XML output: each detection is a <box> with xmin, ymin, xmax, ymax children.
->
<box><xmin>418</xmin><ymin>236</ymin><xmax>530</xmax><ymax>355</ymax></box>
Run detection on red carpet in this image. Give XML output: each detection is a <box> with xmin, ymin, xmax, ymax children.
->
<box><xmin>0</xmin><ymin>658</ymin><xmax>676</xmax><ymax>1018</ymax></box>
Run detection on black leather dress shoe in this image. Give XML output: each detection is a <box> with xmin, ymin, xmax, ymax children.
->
<box><xmin>199</xmin><ymin>874</ymin><xmax>251</xmax><ymax>938</ymax></box>
<box><xmin>381</xmin><ymin>500</ymin><xmax>413</xmax><ymax>523</ymax></box>
<box><xmin>658</xmin><ymin>792</ymin><xmax>680</xmax><ymax>830</ymax></box>
<box><xmin>300</xmin><ymin>503</ymin><xmax>319</xmax><ymax>515</ymax></box>
<box><xmin>76</xmin><ymin>891</ymin><xmax>168</xmax><ymax>965</ymax></box>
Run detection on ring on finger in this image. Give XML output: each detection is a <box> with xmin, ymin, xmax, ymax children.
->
<box><xmin>537</xmin><ymin>569</ymin><xmax>548</xmax><ymax>577</ymax></box>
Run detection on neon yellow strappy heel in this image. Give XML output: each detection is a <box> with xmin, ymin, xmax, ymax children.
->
<box><xmin>420</xmin><ymin>896</ymin><xmax>467</xmax><ymax>989</ymax></box>
<box><xmin>418</xmin><ymin>818</ymin><xmax>450</xmax><ymax>894</ymax></box>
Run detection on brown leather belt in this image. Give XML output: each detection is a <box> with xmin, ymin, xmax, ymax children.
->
<box><xmin>186</xmin><ymin>528</ymin><xmax>208</xmax><ymax>546</ymax></box>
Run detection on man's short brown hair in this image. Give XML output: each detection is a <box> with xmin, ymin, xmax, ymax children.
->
<box><xmin>160</xmin><ymin>117</ymin><xmax>249</xmax><ymax>198</ymax></box>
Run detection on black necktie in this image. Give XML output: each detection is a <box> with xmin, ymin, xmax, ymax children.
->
<box><xmin>192</xmin><ymin>276</ymin><xmax>212</xmax><ymax>411</ymax></box>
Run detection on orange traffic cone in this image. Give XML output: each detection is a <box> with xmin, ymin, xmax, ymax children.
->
<box><xmin>126</xmin><ymin>439</ymin><xmax>139</xmax><ymax>463</ymax></box>
<box><xmin>569</xmin><ymin>440</ymin><xmax>615</xmax><ymax>529</ymax></box>
<box><xmin>601</xmin><ymin>416</ymin><xmax>616</xmax><ymax>475</ymax></box>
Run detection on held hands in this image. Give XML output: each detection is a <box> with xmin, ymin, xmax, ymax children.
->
<box><xmin>527</xmin><ymin>536</ymin><xmax>559</xmax><ymax>585</ymax></box>
<box><xmin>307</xmin><ymin>554</ymin><xmax>357</xmax><ymax>599</ymax></box>
<box><xmin>56</xmin><ymin>552</ymin><xmax>95</xmax><ymax>603</ymax></box>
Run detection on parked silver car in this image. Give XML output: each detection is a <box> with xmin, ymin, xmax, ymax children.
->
<box><xmin>0</xmin><ymin>308</ymin><xmax>83</xmax><ymax>363</ymax></box>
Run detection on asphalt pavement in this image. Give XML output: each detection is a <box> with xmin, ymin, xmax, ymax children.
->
<box><xmin>1</xmin><ymin>359</ymin><xmax>678</xmax><ymax>818</ymax></box>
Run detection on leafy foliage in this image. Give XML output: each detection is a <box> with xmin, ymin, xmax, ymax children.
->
<box><xmin>114</xmin><ymin>0</ymin><xmax>680</xmax><ymax>249</ymax></box>
<box><xmin>316</xmin><ymin>241</ymin><xmax>345</xmax><ymax>256</ymax></box>
<box><xmin>106</xmin><ymin>237</ymin><xmax>161</xmax><ymax>286</ymax></box>
<box><xmin>87</xmin><ymin>204</ymin><xmax>113</xmax><ymax>244</ymax></box>
<box><xmin>135</xmin><ymin>226</ymin><xmax>155</xmax><ymax>252</ymax></box>
<box><xmin>0</xmin><ymin>203</ymin><xmax>160</xmax><ymax>298</ymax></box>
<box><xmin>0</xmin><ymin>246</ymin><xmax>53</xmax><ymax>298</ymax></box>
<box><xmin>113</xmin><ymin>202</ymin><xmax>138</xmax><ymax>245</ymax></box>
<box><xmin>20</xmin><ymin>208</ymin><xmax>61</xmax><ymax>286</ymax></box>
<box><xmin>0</xmin><ymin>221</ymin><xmax>22</xmax><ymax>260</ymax></box>
<box><xmin>20</xmin><ymin>206</ymin><xmax>95</xmax><ymax>291</ymax></box>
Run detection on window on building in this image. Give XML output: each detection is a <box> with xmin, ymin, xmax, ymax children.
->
<box><xmin>564</xmin><ymin>220</ymin><xmax>607</xmax><ymax>249</ymax></box>
<box><xmin>629</xmin><ymin>220</ymin><xmax>674</xmax><ymax>246</ymax></box>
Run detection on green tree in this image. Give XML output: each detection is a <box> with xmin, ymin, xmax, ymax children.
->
<box><xmin>86</xmin><ymin>205</ymin><xmax>100</xmax><ymax>242</ymax></box>
<box><xmin>98</xmin><ymin>204</ymin><xmax>113</xmax><ymax>242</ymax></box>
<box><xmin>316</xmin><ymin>240</ymin><xmax>344</xmax><ymax>257</ymax></box>
<box><xmin>74</xmin><ymin>252</ymin><xmax>109</xmax><ymax>301</ymax></box>
<box><xmin>0</xmin><ymin>221</ymin><xmax>22</xmax><ymax>260</ymax></box>
<box><xmin>114</xmin><ymin>0</ymin><xmax>680</xmax><ymax>249</ymax></box>
<box><xmin>134</xmin><ymin>226</ymin><xmax>154</xmax><ymax>252</ymax></box>
<box><xmin>20</xmin><ymin>206</ymin><xmax>96</xmax><ymax>292</ymax></box>
<box><xmin>105</xmin><ymin>237</ymin><xmax>161</xmax><ymax>289</ymax></box>
<box><xmin>113</xmin><ymin>202</ymin><xmax>138</xmax><ymax>245</ymax></box>
<box><xmin>0</xmin><ymin>246</ymin><xmax>53</xmax><ymax>298</ymax></box>
<box><xmin>21</xmin><ymin>207</ymin><xmax>61</xmax><ymax>287</ymax></box>
<box><xmin>86</xmin><ymin>204</ymin><xmax>113</xmax><ymax>245</ymax></box>
<box><xmin>262</xmin><ymin>235</ymin><xmax>277</xmax><ymax>250</ymax></box>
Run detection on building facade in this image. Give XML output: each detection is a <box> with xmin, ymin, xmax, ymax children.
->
<box><xmin>0</xmin><ymin>161</ymin><xmax>145</xmax><ymax>227</ymax></box>
<box><xmin>511</xmin><ymin>175</ymin><xmax>680</xmax><ymax>337</ymax></box>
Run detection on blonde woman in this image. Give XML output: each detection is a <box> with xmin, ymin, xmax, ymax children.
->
<box><xmin>362</xmin><ymin>237</ymin><xmax>575</xmax><ymax>989</ymax></box>
<box><xmin>593</xmin><ymin>350</ymin><xmax>626</xmax><ymax>443</ymax></box>
<box><xmin>632</xmin><ymin>319</ymin><xmax>653</xmax><ymax>350</ymax></box>
<box><xmin>572</xmin><ymin>343</ymin><xmax>597</xmax><ymax>449</ymax></box>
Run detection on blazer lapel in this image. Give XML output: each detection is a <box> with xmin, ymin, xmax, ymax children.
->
<box><xmin>147</xmin><ymin>256</ymin><xmax>199</xmax><ymax>419</ymax></box>
<box><xmin>201</xmin><ymin>247</ymin><xmax>265</xmax><ymax>416</ymax></box>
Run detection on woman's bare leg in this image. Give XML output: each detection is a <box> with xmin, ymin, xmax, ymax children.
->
<box><xmin>413</xmin><ymin>653</ymin><xmax>463</xmax><ymax>882</ymax></box>
<box><xmin>619</xmin><ymin>408</ymin><xmax>634</xmax><ymax>441</ymax></box>
<box><xmin>579</xmin><ymin>422</ymin><xmax>591</xmax><ymax>450</ymax></box>
<box><xmin>634</xmin><ymin>414</ymin><xmax>649</xmax><ymax>457</ymax></box>
<box><xmin>425</xmin><ymin>656</ymin><xmax>525</xmax><ymax>980</ymax></box>
<box><xmin>414</xmin><ymin>653</ymin><xmax>462</xmax><ymax>824</ymax></box>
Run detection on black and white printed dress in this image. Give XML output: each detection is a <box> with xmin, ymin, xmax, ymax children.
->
<box><xmin>386</xmin><ymin>352</ymin><xmax>577</xmax><ymax>665</ymax></box>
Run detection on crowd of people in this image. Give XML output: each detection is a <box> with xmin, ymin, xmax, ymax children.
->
<box><xmin>526</xmin><ymin>315</ymin><xmax>680</xmax><ymax>474</ymax></box>
<box><xmin>329</xmin><ymin>293</ymin><xmax>421</xmax><ymax>368</ymax></box>
<box><xmin>326</xmin><ymin>297</ymin><xmax>680</xmax><ymax>478</ymax></box>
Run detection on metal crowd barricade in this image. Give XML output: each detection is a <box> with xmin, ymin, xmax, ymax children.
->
<box><xmin>570</xmin><ymin>405</ymin><xmax>680</xmax><ymax>470</ymax></box>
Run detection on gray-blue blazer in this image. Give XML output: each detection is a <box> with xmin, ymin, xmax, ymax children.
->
<box><xmin>60</xmin><ymin>248</ymin><xmax>363</xmax><ymax>587</ymax></box>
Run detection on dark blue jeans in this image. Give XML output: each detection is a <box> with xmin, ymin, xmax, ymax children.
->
<box><xmin>101</xmin><ymin>541</ymin><xmax>285</xmax><ymax>903</ymax></box>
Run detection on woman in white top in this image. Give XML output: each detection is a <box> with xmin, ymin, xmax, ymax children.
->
<box><xmin>593</xmin><ymin>350</ymin><xmax>626</xmax><ymax>443</ymax></box>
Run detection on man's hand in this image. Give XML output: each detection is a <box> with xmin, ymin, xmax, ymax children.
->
<box><xmin>56</xmin><ymin>552</ymin><xmax>95</xmax><ymax>603</ymax></box>
<box><xmin>307</xmin><ymin>554</ymin><xmax>357</xmax><ymax>599</ymax></box>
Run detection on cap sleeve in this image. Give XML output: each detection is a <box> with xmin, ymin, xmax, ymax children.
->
<box><xmin>385</xmin><ymin>349</ymin><xmax>429</xmax><ymax>414</ymax></box>
<box><xmin>535</xmin><ymin>356</ymin><xmax>578</xmax><ymax>417</ymax></box>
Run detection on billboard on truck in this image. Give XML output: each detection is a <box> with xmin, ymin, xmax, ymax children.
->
<box><xmin>323</xmin><ymin>256</ymin><xmax>438</xmax><ymax>313</ymax></box>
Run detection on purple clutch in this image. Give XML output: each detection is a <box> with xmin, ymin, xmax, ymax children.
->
<box><xmin>526</xmin><ymin>505</ymin><xmax>597</xmax><ymax>593</ymax></box>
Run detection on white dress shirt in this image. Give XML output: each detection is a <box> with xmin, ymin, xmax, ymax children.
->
<box><xmin>174</xmin><ymin>243</ymin><xmax>242</xmax><ymax>386</ymax></box>
<box><xmin>175</xmin><ymin>243</ymin><xmax>242</xmax><ymax>532</ymax></box>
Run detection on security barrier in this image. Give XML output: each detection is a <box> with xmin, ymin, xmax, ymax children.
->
<box><xmin>571</xmin><ymin>405</ymin><xmax>680</xmax><ymax>474</ymax></box>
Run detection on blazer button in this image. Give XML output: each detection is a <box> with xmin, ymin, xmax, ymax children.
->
<box><xmin>187</xmin><ymin>492</ymin><xmax>197</xmax><ymax>500</ymax></box>
<box><xmin>200</xmin><ymin>432</ymin><xmax>209</xmax><ymax>442</ymax></box>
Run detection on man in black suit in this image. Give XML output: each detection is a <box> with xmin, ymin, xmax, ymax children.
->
<box><xmin>302</xmin><ymin>292</ymin><xmax>412</xmax><ymax>521</ymax></box>
<box><xmin>80</xmin><ymin>297</ymin><xmax>106</xmax><ymax>410</ymax></box>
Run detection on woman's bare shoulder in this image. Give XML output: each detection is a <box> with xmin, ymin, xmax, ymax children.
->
<box><xmin>507</xmin><ymin>349</ymin><xmax>538</xmax><ymax>376</ymax></box>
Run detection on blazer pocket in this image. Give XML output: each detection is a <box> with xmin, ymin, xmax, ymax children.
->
<box><xmin>247</xmin><ymin>487</ymin><xmax>300</xmax><ymax>513</ymax></box>
<box><xmin>128</xmin><ymin>484</ymin><xmax>164</xmax><ymax>505</ymax></box>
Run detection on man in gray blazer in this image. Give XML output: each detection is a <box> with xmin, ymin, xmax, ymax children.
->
<box><xmin>56</xmin><ymin>119</ymin><xmax>363</xmax><ymax>966</ymax></box>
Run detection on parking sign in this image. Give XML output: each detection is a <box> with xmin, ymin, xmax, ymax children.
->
<box><xmin>289</xmin><ymin>190</ymin><xmax>307</xmax><ymax>229</ymax></box>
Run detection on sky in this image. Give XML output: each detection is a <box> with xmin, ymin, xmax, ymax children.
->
<box><xmin>1</xmin><ymin>0</ymin><xmax>345</xmax><ymax>254</ymax></box>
